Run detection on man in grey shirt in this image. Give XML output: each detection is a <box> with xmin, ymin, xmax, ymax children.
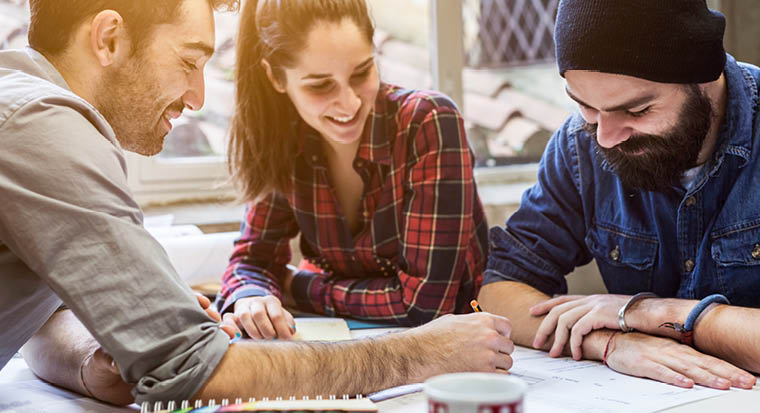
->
<box><xmin>0</xmin><ymin>0</ymin><xmax>515</xmax><ymax>406</ymax></box>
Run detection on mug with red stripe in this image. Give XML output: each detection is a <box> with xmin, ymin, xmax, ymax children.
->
<box><xmin>424</xmin><ymin>373</ymin><xmax>527</xmax><ymax>413</ymax></box>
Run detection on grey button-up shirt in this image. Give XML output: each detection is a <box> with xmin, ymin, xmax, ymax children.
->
<box><xmin>0</xmin><ymin>48</ymin><xmax>229</xmax><ymax>403</ymax></box>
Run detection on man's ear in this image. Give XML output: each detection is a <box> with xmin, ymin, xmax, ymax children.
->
<box><xmin>261</xmin><ymin>59</ymin><xmax>286</xmax><ymax>93</ymax></box>
<box><xmin>89</xmin><ymin>10</ymin><xmax>129</xmax><ymax>67</ymax></box>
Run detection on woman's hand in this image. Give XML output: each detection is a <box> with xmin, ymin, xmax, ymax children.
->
<box><xmin>226</xmin><ymin>295</ymin><xmax>296</xmax><ymax>340</ymax></box>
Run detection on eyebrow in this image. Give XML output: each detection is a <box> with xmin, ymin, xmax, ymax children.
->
<box><xmin>565</xmin><ymin>87</ymin><xmax>656</xmax><ymax>112</ymax></box>
<box><xmin>301</xmin><ymin>57</ymin><xmax>374</xmax><ymax>81</ymax></box>
<box><xmin>182</xmin><ymin>41</ymin><xmax>215</xmax><ymax>57</ymax></box>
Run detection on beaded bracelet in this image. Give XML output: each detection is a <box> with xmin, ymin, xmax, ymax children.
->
<box><xmin>659</xmin><ymin>293</ymin><xmax>730</xmax><ymax>346</ymax></box>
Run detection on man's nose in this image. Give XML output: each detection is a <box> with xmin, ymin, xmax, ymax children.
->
<box><xmin>595</xmin><ymin>113</ymin><xmax>632</xmax><ymax>148</ymax></box>
<box><xmin>183</xmin><ymin>69</ymin><xmax>206</xmax><ymax>111</ymax></box>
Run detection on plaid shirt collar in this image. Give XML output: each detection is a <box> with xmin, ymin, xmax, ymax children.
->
<box><xmin>299</xmin><ymin>83</ymin><xmax>395</xmax><ymax>169</ymax></box>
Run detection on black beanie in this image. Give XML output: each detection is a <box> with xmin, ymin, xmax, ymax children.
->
<box><xmin>555</xmin><ymin>0</ymin><xmax>726</xmax><ymax>84</ymax></box>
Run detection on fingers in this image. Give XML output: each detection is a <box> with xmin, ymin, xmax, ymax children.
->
<box><xmin>608</xmin><ymin>334</ymin><xmax>754</xmax><ymax>390</ymax></box>
<box><xmin>529</xmin><ymin>295</ymin><xmax>583</xmax><ymax>316</ymax></box>
<box><xmin>220</xmin><ymin>313</ymin><xmax>240</xmax><ymax>340</ymax></box>
<box><xmin>494</xmin><ymin>353</ymin><xmax>514</xmax><ymax>372</ymax></box>
<box><xmin>195</xmin><ymin>293</ymin><xmax>211</xmax><ymax>309</ymax></box>
<box><xmin>194</xmin><ymin>293</ymin><xmax>223</xmax><ymax>322</ymax></box>
<box><xmin>486</xmin><ymin>313</ymin><xmax>512</xmax><ymax>339</ymax></box>
<box><xmin>233</xmin><ymin>296</ymin><xmax>292</xmax><ymax>340</ymax></box>
<box><xmin>265</xmin><ymin>300</ymin><xmax>295</xmax><ymax>340</ymax></box>
<box><xmin>533</xmin><ymin>300</ymin><xmax>585</xmax><ymax>350</ymax></box>
<box><xmin>688</xmin><ymin>353</ymin><xmax>756</xmax><ymax>389</ymax></box>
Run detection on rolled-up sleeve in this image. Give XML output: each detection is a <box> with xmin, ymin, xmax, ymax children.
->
<box><xmin>0</xmin><ymin>99</ymin><xmax>228</xmax><ymax>403</ymax></box>
<box><xmin>484</xmin><ymin>117</ymin><xmax>592</xmax><ymax>296</ymax></box>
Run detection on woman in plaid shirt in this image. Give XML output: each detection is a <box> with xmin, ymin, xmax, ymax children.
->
<box><xmin>217</xmin><ymin>0</ymin><xmax>489</xmax><ymax>337</ymax></box>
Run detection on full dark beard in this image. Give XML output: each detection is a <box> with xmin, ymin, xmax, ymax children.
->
<box><xmin>585</xmin><ymin>85</ymin><xmax>714</xmax><ymax>192</ymax></box>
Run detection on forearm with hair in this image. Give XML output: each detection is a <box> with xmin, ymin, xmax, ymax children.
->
<box><xmin>194</xmin><ymin>329</ymin><xmax>435</xmax><ymax>401</ymax></box>
<box><xmin>19</xmin><ymin>310</ymin><xmax>99</xmax><ymax>397</ymax></box>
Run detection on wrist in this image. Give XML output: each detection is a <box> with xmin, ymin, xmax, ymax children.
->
<box><xmin>626</xmin><ymin>298</ymin><xmax>692</xmax><ymax>337</ymax></box>
<box><xmin>582</xmin><ymin>329</ymin><xmax>616</xmax><ymax>361</ymax></box>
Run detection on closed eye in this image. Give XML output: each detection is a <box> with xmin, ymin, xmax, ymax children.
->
<box><xmin>625</xmin><ymin>106</ymin><xmax>651</xmax><ymax>118</ymax></box>
<box><xmin>307</xmin><ymin>80</ymin><xmax>333</xmax><ymax>93</ymax></box>
<box><xmin>352</xmin><ymin>66</ymin><xmax>371</xmax><ymax>79</ymax></box>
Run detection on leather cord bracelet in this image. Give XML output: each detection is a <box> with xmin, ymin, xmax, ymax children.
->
<box><xmin>618</xmin><ymin>292</ymin><xmax>658</xmax><ymax>333</ymax></box>
<box><xmin>659</xmin><ymin>293</ymin><xmax>730</xmax><ymax>346</ymax></box>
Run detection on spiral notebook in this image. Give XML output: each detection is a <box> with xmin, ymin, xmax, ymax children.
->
<box><xmin>140</xmin><ymin>396</ymin><xmax>377</xmax><ymax>412</ymax></box>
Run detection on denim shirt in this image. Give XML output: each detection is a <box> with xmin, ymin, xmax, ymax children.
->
<box><xmin>485</xmin><ymin>54</ymin><xmax>760</xmax><ymax>308</ymax></box>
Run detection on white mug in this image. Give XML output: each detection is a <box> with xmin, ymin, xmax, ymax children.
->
<box><xmin>424</xmin><ymin>372</ymin><xmax>527</xmax><ymax>413</ymax></box>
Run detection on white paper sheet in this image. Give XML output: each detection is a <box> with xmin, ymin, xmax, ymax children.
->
<box><xmin>509</xmin><ymin>346</ymin><xmax>724</xmax><ymax>413</ymax></box>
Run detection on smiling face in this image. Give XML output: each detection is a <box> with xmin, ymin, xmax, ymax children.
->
<box><xmin>95</xmin><ymin>0</ymin><xmax>216</xmax><ymax>156</ymax></box>
<box><xmin>265</xmin><ymin>18</ymin><xmax>380</xmax><ymax>151</ymax></box>
<box><xmin>565</xmin><ymin>70</ymin><xmax>715</xmax><ymax>191</ymax></box>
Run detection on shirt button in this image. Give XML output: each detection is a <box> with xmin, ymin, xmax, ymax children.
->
<box><xmin>752</xmin><ymin>244</ymin><xmax>760</xmax><ymax>259</ymax></box>
<box><xmin>311</xmin><ymin>155</ymin><xmax>318</xmax><ymax>162</ymax></box>
<box><xmin>363</xmin><ymin>211</ymin><xmax>370</xmax><ymax>218</ymax></box>
<box><xmin>609</xmin><ymin>246</ymin><xmax>621</xmax><ymax>261</ymax></box>
<box><xmin>356</xmin><ymin>160</ymin><xmax>364</xmax><ymax>167</ymax></box>
<box><xmin>685</xmin><ymin>196</ymin><xmax>697</xmax><ymax>207</ymax></box>
<box><xmin>684</xmin><ymin>259</ymin><xmax>695</xmax><ymax>272</ymax></box>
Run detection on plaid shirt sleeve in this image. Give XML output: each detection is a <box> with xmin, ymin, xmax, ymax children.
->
<box><xmin>291</xmin><ymin>95</ymin><xmax>482</xmax><ymax>325</ymax></box>
<box><xmin>217</xmin><ymin>192</ymin><xmax>300</xmax><ymax>314</ymax></box>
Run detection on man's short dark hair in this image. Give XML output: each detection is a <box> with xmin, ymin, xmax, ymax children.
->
<box><xmin>28</xmin><ymin>0</ymin><xmax>239</xmax><ymax>57</ymax></box>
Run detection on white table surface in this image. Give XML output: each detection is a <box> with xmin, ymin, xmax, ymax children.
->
<box><xmin>1</xmin><ymin>328</ymin><xmax>758</xmax><ymax>413</ymax></box>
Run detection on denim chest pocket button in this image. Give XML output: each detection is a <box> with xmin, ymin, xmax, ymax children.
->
<box><xmin>711</xmin><ymin>224</ymin><xmax>760</xmax><ymax>266</ymax></box>
<box><xmin>585</xmin><ymin>225</ymin><xmax>658</xmax><ymax>270</ymax></box>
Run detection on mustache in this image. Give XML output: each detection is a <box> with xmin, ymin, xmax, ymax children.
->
<box><xmin>581</xmin><ymin>122</ymin><xmax>660</xmax><ymax>155</ymax></box>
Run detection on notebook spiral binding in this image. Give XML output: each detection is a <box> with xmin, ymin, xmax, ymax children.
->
<box><xmin>139</xmin><ymin>393</ymin><xmax>365</xmax><ymax>412</ymax></box>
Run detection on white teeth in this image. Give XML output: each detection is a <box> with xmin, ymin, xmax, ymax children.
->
<box><xmin>329</xmin><ymin>114</ymin><xmax>355</xmax><ymax>123</ymax></box>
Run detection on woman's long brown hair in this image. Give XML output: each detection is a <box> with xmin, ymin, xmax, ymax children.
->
<box><xmin>228</xmin><ymin>0</ymin><xmax>374</xmax><ymax>201</ymax></box>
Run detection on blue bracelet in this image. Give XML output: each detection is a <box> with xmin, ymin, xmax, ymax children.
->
<box><xmin>659</xmin><ymin>293</ymin><xmax>730</xmax><ymax>346</ymax></box>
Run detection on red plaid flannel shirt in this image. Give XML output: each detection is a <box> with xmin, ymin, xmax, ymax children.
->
<box><xmin>218</xmin><ymin>83</ymin><xmax>488</xmax><ymax>326</ymax></box>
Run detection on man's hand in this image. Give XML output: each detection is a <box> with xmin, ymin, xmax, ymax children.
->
<box><xmin>531</xmin><ymin>294</ymin><xmax>629</xmax><ymax>359</ymax></box>
<box><xmin>225</xmin><ymin>295</ymin><xmax>296</xmax><ymax>340</ymax></box>
<box><xmin>414</xmin><ymin>313</ymin><xmax>515</xmax><ymax>376</ymax></box>
<box><xmin>605</xmin><ymin>332</ymin><xmax>756</xmax><ymax>390</ymax></box>
<box><xmin>195</xmin><ymin>292</ymin><xmax>239</xmax><ymax>339</ymax></box>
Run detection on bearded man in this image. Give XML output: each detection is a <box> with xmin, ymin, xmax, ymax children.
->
<box><xmin>480</xmin><ymin>0</ymin><xmax>760</xmax><ymax>391</ymax></box>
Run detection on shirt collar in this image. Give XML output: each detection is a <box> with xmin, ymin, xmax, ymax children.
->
<box><xmin>709</xmin><ymin>53</ymin><xmax>757</xmax><ymax>168</ymax></box>
<box><xmin>25</xmin><ymin>47</ymin><xmax>72</xmax><ymax>92</ymax></box>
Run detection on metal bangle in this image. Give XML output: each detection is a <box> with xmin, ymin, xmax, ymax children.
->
<box><xmin>617</xmin><ymin>292</ymin><xmax>658</xmax><ymax>333</ymax></box>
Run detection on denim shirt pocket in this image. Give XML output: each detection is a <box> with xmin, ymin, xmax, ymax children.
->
<box><xmin>709</xmin><ymin>223</ymin><xmax>760</xmax><ymax>306</ymax></box>
<box><xmin>585</xmin><ymin>223</ymin><xmax>658</xmax><ymax>293</ymax></box>
<box><xmin>711</xmin><ymin>224</ymin><xmax>760</xmax><ymax>266</ymax></box>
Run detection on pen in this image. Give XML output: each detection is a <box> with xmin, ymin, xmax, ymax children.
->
<box><xmin>470</xmin><ymin>299</ymin><xmax>483</xmax><ymax>312</ymax></box>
